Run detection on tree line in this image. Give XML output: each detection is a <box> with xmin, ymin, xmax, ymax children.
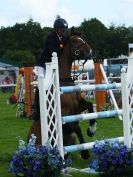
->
<box><xmin>0</xmin><ymin>18</ymin><xmax>133</xmax><ymax>67</ymax></box>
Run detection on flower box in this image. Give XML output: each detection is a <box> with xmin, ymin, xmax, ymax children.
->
<box><xmin>89</xmin><ymin>139</ymin><xmax>133</xmax><ymax>176</ymax></box>
<box><xmin>9</xmin><ymin>134</ymin><xmax>71</xmax><ymax>177</ymax></box>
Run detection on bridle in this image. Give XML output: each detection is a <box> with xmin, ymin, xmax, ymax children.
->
<box><xmin>59</xmin><ymin>35</ymin><xmax>92</xmax><ymax>83</ymax></box>
<box><xmin>72</xmin><ymin>39</ymin><xmax>91</xmax><ymax>60</ymax></box>
<box><xmin>69</xmin><ymin>36</ymin><xmax>92</xmax><ymax>80</ymax></box>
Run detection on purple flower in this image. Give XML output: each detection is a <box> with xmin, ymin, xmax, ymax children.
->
<box><xmin>12</xmin><ymin>155</ymin><xmax>23</xmax><ymax>166</ymax></box>
<box><xmin>33</xmin><ymin>160</ymin><xmax>41</xmax><ymax>171</ymax></box>
<box><xmin>112</xmin><ymin>158</ymin><xmax>118</xmax><ymax>165</ymax></box>
<box><xmin>39</xmin><ymin>145</ymin><xmax>47</xmax><ymax>154</ymax></box>
<box><xmin>90</xmin><ymin>139</ymin><xmax>133</xmax><ymax>174</ymax></box>
<box><xmin>9</xmin><ymin>134</ymin><xmax>71</xmax><ymax>177</ymax></box>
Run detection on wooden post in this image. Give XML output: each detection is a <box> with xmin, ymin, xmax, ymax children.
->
<box><xmin>94</xmin><ymin>58</ymin><xmax>106</xmax><ymax>111</ymax></box>
<box><xmin>24</xmin><ymin>66</ymin><xmax>33</xmax><ymax>117</ymax></box>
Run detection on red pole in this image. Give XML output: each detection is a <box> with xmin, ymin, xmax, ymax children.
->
<box><xmin>24</xmin><ymin>67</ymin><xmax>33</xmax><ymax>118</ymax></box>
<box><xmin>94</xmin><ymin>58</ymin><xmax>106</xmax><ymax>111</ymax></box>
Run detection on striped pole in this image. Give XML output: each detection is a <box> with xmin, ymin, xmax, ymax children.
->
<box><xmin>60</xmin><ymin>83</ymin><xmax>121</xmax><ymax>93</ymax></box>
<box><xmin>64</xmin><ymin>137</ymin><xmax>124</xmax><ymax>153</ymax></box>
<box><xmin>62</xmin><ymin>109</ymin><xmax>123</xmax><ymax>124</ymax></box>
<box><xmin>74</xmin><ymin>79</ymin><xmax>95</xmax><ymax>84</ymax></box>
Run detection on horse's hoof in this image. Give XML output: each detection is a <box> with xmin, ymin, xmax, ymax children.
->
<box><xmin>80</xmin><ymin>150</ymin><xmax>90</xmax><ymax>159</ymax></box>
<box><xmin>87</xmin><ymin>128</ymin><xmax>95</xmax><ymax>137</ymax></box>
<box><xmin>64</xmin><ymin>153</ymin><xmax>70</xmax><ymax>159</ymax></box>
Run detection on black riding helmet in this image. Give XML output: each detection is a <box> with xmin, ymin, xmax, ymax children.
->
<box><xmin>54</xmin><ymin>18</ymin><xmax>68</xmax><ymax>29</ymax></box>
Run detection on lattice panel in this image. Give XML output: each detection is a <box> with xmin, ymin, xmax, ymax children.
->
<box><xmin>45</xmin><ymin>72</ymin><xmax>59</xmax><ymax>148</ymax></box>
<box><xmin>128</xmin><ymin>81</ymin><xmax>133</xmax><ymax>147</ymax></box>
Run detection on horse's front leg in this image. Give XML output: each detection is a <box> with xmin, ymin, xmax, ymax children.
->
<box><xmin>87</xmin><ymin>118</ymin><xmax>97</xmax><ymax>137</ymax></box>
<box><xmin>85</xmin><ymin>101</ymin><xmax>97</xmax><ymax>137</ymax></box>
<box><xmin>80</xmin><ymin>98</ymin><xmax>97</xmax><ymax>137</ymax></box>
<box><xmin>74</xmin><ymin>123</ymin><xmax>90</xmax><ymax>159</ymax></box>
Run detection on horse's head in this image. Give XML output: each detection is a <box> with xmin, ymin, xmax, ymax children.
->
<box><xmin>68</xmin><ymin>27</ymin><xmax>92</xmax><ymax>62</ymax></box>
<box><xmin>59</xmin><ymin>27</ymin><xmax>92</xmax><ymax>81</ymax></box>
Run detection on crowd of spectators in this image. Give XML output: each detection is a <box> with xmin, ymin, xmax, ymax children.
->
<box><xmin>0</xmin><ymin>75</ymin><xmax>16</xmax><ymax>92</ymax></box>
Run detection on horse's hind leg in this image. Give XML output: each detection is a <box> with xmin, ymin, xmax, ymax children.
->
<box><xmin>74</xmin><ymin>124</ymin><xmax>90</xmax><ymax>159</ymax></box>
<box><xmin>63</xmin><ymin>133</ymin><xmax>77</xmax><ymax>159</ymax></box>
<box><xmin>31</xmin><ymin>88</ymin><xmax>40</xmax><ymax>120</ymax></box>
<box><xmin>27</xmin><ymin>120</ymin><xmax>42</xmax><ymax>145</ymax></box>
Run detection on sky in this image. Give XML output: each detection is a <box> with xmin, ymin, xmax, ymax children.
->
<box><xmin>0</xmin><ymin>0</ymin><xmax>133</xmax><ymax>28</ymax></box>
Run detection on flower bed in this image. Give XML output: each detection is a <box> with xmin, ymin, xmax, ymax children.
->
<box><xmin>9</xmin><ymin>134</ymin><xmax>71</xmax><ymax>177</ymax></box>
<box><xmin>89</xmin><ymin>139</ymin><xmax>133</xmax><ymax>176</ymax></box>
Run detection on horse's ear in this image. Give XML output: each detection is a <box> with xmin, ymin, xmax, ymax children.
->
<box><xmin>70</xmin><ymin>26</ymin><xmax>82</xmax><ymax>37</ymax></box>
<box><xmin>70</xmin><ymin>26</ymin><xmax>75</xmax><ymax>36</ymax></box>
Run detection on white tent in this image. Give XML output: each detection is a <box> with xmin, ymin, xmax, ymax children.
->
<box><xmin>0</xmin><ymin>62</ymin><xmax>19</xmax><ymax>84</ymax></box>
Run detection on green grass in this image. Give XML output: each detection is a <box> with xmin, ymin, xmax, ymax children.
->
<box><xmin>0</xmin><ymin>92</ymin><xmax>32</xmax><ymax>177</ymax></box>
<box><xmin>0</xmin><ymin>92</ymin><xmax>123</xmax><ymax>177</ymax></box>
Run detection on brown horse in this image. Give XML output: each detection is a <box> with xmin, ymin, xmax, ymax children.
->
<box><xmin>28</xmin><ymin>28</ymin><xmax>96</xmax><ymax>159</ymax></box>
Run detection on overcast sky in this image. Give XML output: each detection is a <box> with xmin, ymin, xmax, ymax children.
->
<box><xmin>0</xmin><ymin>0</ymin><xmax>133</xmax><ymax>28</ymax></box>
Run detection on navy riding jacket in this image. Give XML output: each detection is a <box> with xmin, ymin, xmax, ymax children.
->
<box><xmin>36</xmin><ymin>31</ymin><xmax>67</xmax><ymax>68</ymax></box>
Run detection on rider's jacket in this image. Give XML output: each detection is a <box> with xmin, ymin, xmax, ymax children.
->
<box><xmin>36</xmin><ymin>31</ymin><xmax>67</xmax><ymax>68</ymax></box>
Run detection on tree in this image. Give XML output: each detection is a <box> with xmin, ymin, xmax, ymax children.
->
<box><xmin>11</xmin><ymin>19</ymin><xmax>44</xmax><ymax>57</ymax></box>
<box><xmin>80</xmin><ymin>18</ymin><xmax>109</xmax><ymax>58</ymax></box>
<box><xmin>107</xmin><ymin>25</ymin><xmax>129</xmax><ymax>57</ymax></box>
<box><xmin>3</xmin><ymin>49</ymin><xmax>35</xmax><ymax>67</ymax></box>
<box><xmin>0</xmin><ymin>19</ymin><xmax>44</xmax><ymax>65</ymax></box>
<box><xmin>1</xmin><ymin>18</ymin><xmax>133</xmax><ymax>65</ymax></box>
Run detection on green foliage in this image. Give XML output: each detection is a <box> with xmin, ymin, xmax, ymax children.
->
<box><xmin>100</xmin><ymin>103</ymin><xmax>114</xmax><ymax>111</ymax></box>
<box><xmin>3</xmin><ymin>49</ymin><xmax>35</xmax><ymax>66</ymax></box>
<box><xmin>80</xmin><ymin>18</ymin><xmax>109</xmax><ymax>58</ymax></box>
<box><xmin>107</xmin><ymin>25</ymin><xmax>130</xmax><ymax>57</ymax></box>
<box><xmin>0</xmin><ymin>19</ymin><xmax>44</xmax><ymax>66</ymax></box>
<box><xmin>0</xmin><ymin>18</ymin><xmax>133</xmax><ymax>66</ymax></box>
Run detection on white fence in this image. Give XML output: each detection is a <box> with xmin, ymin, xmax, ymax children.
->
<box><xmin>38</xmin><ymin>53</ymin><xmax>133</xmax><ymax>158</ymax></box>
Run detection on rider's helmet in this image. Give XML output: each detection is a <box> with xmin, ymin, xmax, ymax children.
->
<box><xmin>54</xmin><ymin>18</ymin><xmax>68</xmax><ymax>29</ymax></box>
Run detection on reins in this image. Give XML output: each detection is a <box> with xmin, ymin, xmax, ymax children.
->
<box><xmin>72</xmin><ymin>60</ymin><xmax>87</xmax><ymax>81</ymax></box>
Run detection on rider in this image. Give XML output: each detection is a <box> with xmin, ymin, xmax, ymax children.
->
<box><xmin>32</xmin><ymin>16</ymin><xmax>68</xmax><ymax>119</ymax></box>
<box><xmin>35</xmin><ymin>16</ymin><xmax>68</xmax><ymax>77</ymax></box>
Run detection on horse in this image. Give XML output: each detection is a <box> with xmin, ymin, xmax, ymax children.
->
<box><xmin>28</xmin><ymin>28</ymin><xmax>96</xmax><ymax>159</ymax></box>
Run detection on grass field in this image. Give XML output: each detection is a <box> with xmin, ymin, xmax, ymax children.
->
<box><xmin>0</xmin><ymin>92</ymin><xmax>124</xmax><ymax>177</ymax></box>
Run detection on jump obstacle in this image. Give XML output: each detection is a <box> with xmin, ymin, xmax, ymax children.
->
<box><xmin>37</xmin><ymin>52</ymin><xmax>133</xmax><ymax>160</ymax></box>
<box><xmin>17</xmin><ymin>55</ymin><xmax>119</xmax><ymax>118</ymax></box>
